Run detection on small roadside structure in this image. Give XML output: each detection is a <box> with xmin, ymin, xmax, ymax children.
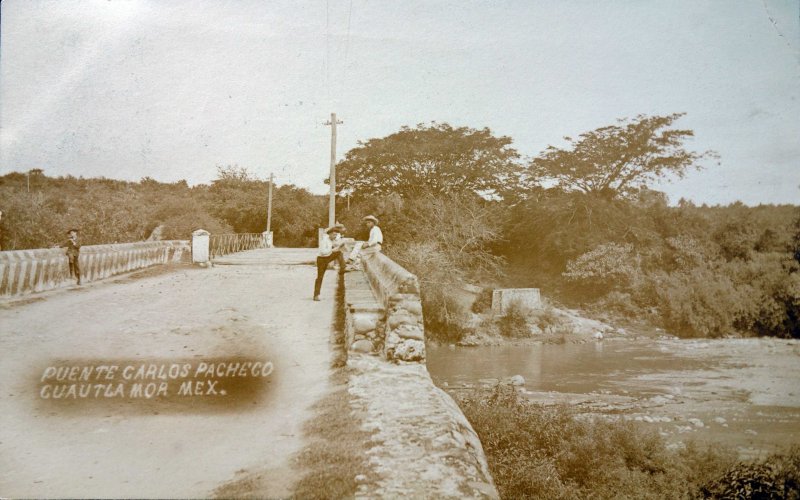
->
<box><xmin>492</xmin><ymin>288</ymin><xmax>541</xmax><ymax>314</ymax></box>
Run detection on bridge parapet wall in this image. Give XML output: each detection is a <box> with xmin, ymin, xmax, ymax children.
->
<box><xmin>344</xmin><ymin>250</ymin><xmax>425</xmax><ymax>363</ymax></box>
<box><xmin>0</xmin><ymin>240</ymin><xmax>189</xmax><ymax>298</ymax></box>
<box><xmin>342</xmin><ymin>251</ymin><xmax>498</xmax><ymax>497</ymax></box>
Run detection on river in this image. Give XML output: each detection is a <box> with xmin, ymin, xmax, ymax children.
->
<box><xmin>427</xmin><ymin>337</ymin><xmax>800</xmax><ymax>459</ymax></box>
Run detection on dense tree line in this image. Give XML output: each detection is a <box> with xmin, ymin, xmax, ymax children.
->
<box><xmin>2</xmin><ymin>114</ymin><xmax>797</xmax><ymax>339</ymax></box>
<box><xmin>332</xmin><ymin>117</ymin><xmax>799</xmax><ymax>339</ymax></box>
<box><xmin>0</xmin><ymin>166</ymin><xmax>326</xmax><ymax>250</ymax></box>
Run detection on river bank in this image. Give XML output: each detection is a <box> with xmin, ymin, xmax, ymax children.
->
<box><xmin>452</xmin><ymin>301</ymin><xmax>674</xmax><ymax>347</ymax></box>
<box><xmin>427</xmin><ymin>337</ymin><xmax>800</xmax><ymax>459</ymax></box>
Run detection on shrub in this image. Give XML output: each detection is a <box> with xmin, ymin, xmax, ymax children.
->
<box><xmin>563</xmin><ymin>242</ymin><xmax>641</xmax><ymax>295</ymax></box>
<box><xmin>652</xmin><ymin>268</ymin><xmax>745</xmax><ymax>338</ymax></box>
<box><xmin>457</xmin><ymin>384</ymin><xmax>739</xmax><ymax>500</ymax></box>
<box><xmin>471</xmin><ymin>287</ymin><xmax>494</xmax><ymax>314</ymax></box>
<box><xmin>390</xmin><ymin>241</ymin><xmax>470</xmax><ymax>342</ymax></box>
<box><xmin>593</xmin><ymin>291</ymin><xmax>642</xmax><ymax>319</ymax></box>
<box><xmin>529</xmin><ymin>303</ymin><xmax>566</xmax><ymax>332</ymax></box>
<box><xmin>496</xmin><ymin>299</ymin><xmax>532</xmax><ymax>338</ymax></box>
<box><xmin>701</xmin><ymin>448</ymin><xmax>800</xmax><ymax>499</ymax></box>
<box><xmin>421</xmin><ymin>288</ymin><xmax>469</xmax><ymax>343</ymax></box>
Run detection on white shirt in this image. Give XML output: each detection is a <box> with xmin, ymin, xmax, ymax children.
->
<box><xmin>367</xmin><ymin>226</ymin><xmax>383</xmax><ymax>247</ymax></box>
<box><xmin>319</xmin><ymin>233</ymin><xmax>343</xmax><ymax>257</ymax></box>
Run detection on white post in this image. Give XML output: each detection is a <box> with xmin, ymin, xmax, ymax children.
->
<box><xmin>192</xmin><ymin>229</ymin><xmax>210</xmax><ymax>265</ymax></box>
<box><xmin>262</xmin><ymin>231</ymin><xmax>273</xmax><ymax>248</ymax></box>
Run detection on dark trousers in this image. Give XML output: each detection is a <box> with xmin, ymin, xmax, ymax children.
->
<box><xmin>68</xmin><ymin>256</ymin><xmax>81</xmax><ymax>283</ymax></box>
<box><xmin>314</xmin><ymin>251</ymin><xmax>344</xmax><ymax>297</ymax></box>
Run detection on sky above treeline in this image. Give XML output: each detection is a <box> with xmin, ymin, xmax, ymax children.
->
<box><xmin>1</xmin><ymin>0</ymin><xmax>798</xmax><ymax>206</ymax></box>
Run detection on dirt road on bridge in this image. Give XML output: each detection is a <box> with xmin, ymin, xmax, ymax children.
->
<box><xmin>0</xmin><ymin>248</ymin><xmax>337</xmax><ymax>498</ymax></box>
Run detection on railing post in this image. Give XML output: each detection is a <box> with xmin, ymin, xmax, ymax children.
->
<box><xmin>192</xmin><ymin>229</ymin><xmax>210</xmax><ymax>265</ymax></box>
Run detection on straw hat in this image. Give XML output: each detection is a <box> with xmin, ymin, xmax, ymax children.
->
<box><xmin>362</xmin><ymin>215</ymin><xmax>379</xmax><ymax>224</ymax></box>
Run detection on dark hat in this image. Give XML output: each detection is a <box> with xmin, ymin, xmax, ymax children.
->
<box><xmin>362</xmin><ymin>215</ymin><xmax>379</xmax><ymax>224</ymax></box>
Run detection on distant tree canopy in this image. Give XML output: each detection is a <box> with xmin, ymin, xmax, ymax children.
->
<box><xmin>0</xmin><ymin>167</ymin><xmax>325</xmax><ymax>249</ymax></box>
<box><xmin>333</xmin><ymin>123</ymin><xmax>525</xmax><ymax>200</ymax></box>
<box><xmin>531</xmin><ymin>113</ymin><xmax>717</xmax><ymax>199</ymax></box>
<box><xmin>207</xmin><ymin>166</ymin><xmax>327</xmax><ymax>245</ymax></box>
<box><xmin>213</xmin><ymin>165</ymin><xmax>255</xmax><ymax>185</ymax></box>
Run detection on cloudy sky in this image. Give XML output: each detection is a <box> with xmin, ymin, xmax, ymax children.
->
<box><xmin>1</xmin><ymin>0</ymin><xmax>798</xmax><ymax>205</ymax></box>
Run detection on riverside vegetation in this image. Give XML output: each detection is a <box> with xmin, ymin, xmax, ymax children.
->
<box><xmin>330</xmin><ymin>117</ymin><xmax>799</xmax><ymax>341</ymax></box>
<box><xmin>457</xmin><ymin>384</ymin><xmax>800</xmax><ymax>500</ymax></box>
<box><xmin>3</xmin><ymin>114</ymin><xmax>798</xmax><ymax>340</ymax></box>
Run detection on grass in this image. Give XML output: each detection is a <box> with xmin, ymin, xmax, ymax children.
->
<box><xmin>290</xmin><ymin>369</ymin><xmax>374</xmax><ymax>499</ymax></box>
<box><xmin>290</xmin><ymin>269</ymin><xmax>376</xmax><ymax>499</ymax></box>
<box><xmin>455</xmin><ymin>384</ymin><xmax>800</xmax><ymax>500</ymax></box>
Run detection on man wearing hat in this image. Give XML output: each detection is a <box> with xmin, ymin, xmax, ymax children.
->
<box><xmin>346</xmin><ymin>215</ymin><xmax>383</xmax><ymax>265</ymax></box>
<box><xmin>361</xmin><ymin>215</ymin><xmax>383</xmax><ymax>253</ymax></box>
<box><xmin>60</xmin><ymin>228</ymin><xmax>82</xmax><ymax>285</ymax></box>
<box><xmin>313</xmin><ymin>224</ymin><xmax>346</xmax><ymax>301</ymax></box>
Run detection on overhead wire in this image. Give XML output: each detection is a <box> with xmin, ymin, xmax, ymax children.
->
<box><xmin>325</xmin><ymin>0</ymin><xmax>331</xmax><ymax>103</ymax></box>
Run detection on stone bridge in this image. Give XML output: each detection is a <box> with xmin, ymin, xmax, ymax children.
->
<box><xmin>0</xmin><ymin>233</ymin><xmax>497</xmax><ymax>498</ymax></box>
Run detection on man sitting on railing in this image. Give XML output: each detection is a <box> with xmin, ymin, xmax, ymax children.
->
<box><xmin>313</xmin><ymin>224</ymin><xmax>346</xmax><ymax>301</ymax></box>
<box><xmin>346</xmin><ymin>215</ymin><xmax>383</xmax><ymax>268</ymax></box>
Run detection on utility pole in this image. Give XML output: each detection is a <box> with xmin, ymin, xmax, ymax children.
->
<box><xmin>324</xmin><ymin>112</ymin><xmax>343</xmax><ymax>227</ymax></box>
<box><xmin>266</xmin><ymin>172</ymin><xmax>274</xmax><ymax>233</ymax></box>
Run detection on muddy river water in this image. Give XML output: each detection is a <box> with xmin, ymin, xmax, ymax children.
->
<box><xmin>427</xmin><ymin>338</ymin><xmax>800</xmax><ymax>459</ymax></box>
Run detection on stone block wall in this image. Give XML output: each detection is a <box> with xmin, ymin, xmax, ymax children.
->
<box><xmin>343</xmin><ymin>251</ymin><xmax>425</xmax><ymax>363</ymax></box>
<box><xmin>0</xmin><ymin>240</ymin><xmax>189</xmax><ymax>298</ymax></box>
<box><xmin>343</xmin><ymin>271</ymin><xmax>385</xmax><ymax>355</ymax></box>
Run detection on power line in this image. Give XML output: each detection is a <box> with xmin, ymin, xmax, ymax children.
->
<box><xmin>344</xmin><ymin>0</ymin><xmax>353</xmax><ymax>62</ymax></box>
<box><xmin>325</xmin><ymin>0</ymin><xmax>331</xmax><ymax>103</ymax></box>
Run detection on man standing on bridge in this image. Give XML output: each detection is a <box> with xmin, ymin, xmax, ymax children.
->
<box><xmin>60</xmin><ymin>228</ymin><xmax>82</xmax><ymax>285</ymax></box>
<box><xmin>313</xmin><ymin>224</ymin><xmax>346</xmax><ymax>301</ymax></box>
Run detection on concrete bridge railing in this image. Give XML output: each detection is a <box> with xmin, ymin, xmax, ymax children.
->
<box><xmin>341</xmin><ymin>247</ymin><xmax>499</xmax><ymax>498</ymax></box>
<box><xmin>343</xmin><ymin>250</ymin><xmax>426</xmax><ymax>362</ymax></box>
<box><xmin>0</xmin><ymin>240</ymin><xmax>189</xmax><ymax>298</ymax></box>
<box><xmin>209</xmin><ymin>231</ymin><xmax>273</xmax><ymax>259</ymax></box>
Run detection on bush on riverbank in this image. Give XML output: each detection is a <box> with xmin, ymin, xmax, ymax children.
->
<box><xmin>497</xmin><ymin>300</ymin><xmax>532</xmax><ymax>338</ymax></box>
<box><xmin>701</xmin><ymin>449</ymin><xmax>800</xmax><ymax>499</ymax></box>
<box><xmin>504</xmin><ymin>193</ymin><xmax>800</xmax><ymax>339</ymax></box>
<box><xmin>456</xmin><ymin>384</ymin><xmax>800</xmax><ymax>499</ymax></box>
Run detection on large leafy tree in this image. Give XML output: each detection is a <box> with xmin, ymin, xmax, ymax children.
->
<box><xmin>333</xmin><ymin>122</ymin><xmax>525</xmax><ymax>200</ymax></box>
<box><xmin>531</xmin><ymin>113</ymin><xmax>717</xmax><ymax>199</ymax></box>
<box><xmin>207</xmin><ymin>165</ymin><xmax>326</xmax><ymax>246</ymax></box>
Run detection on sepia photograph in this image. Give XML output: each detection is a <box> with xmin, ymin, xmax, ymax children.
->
<box><xmin>1</xmin><ymin>1</ymin><xmax>799</xmax><ymax>498</ymax></box>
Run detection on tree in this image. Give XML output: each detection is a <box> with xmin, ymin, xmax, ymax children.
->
<box><xmin>213</xmin><ymin>164</ymin><xmax>254</xmax><ymax>184</ymax></box>
<box><xmin>563</xmin><ymin>242</ymin><xmax>641</xmax><ymax>292</ymax></box>
<box><xmin>333</xmin><ymin>122</ymin><xmax>525</xmax><ymax>200</ymax></box>
<box><xmin>381</xmin><ymin>192</ymin><xmax>507</xmax><ymax>341</ymax></box>
<box><xmin>206</xmin><ymin>166</ymin><xmax>327</xmax><ymax>246</ymax></box>
<box><xmin>531</xmin><ymin>113</ymin><xmax>717</xmax><ymax>199</ymax></box>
